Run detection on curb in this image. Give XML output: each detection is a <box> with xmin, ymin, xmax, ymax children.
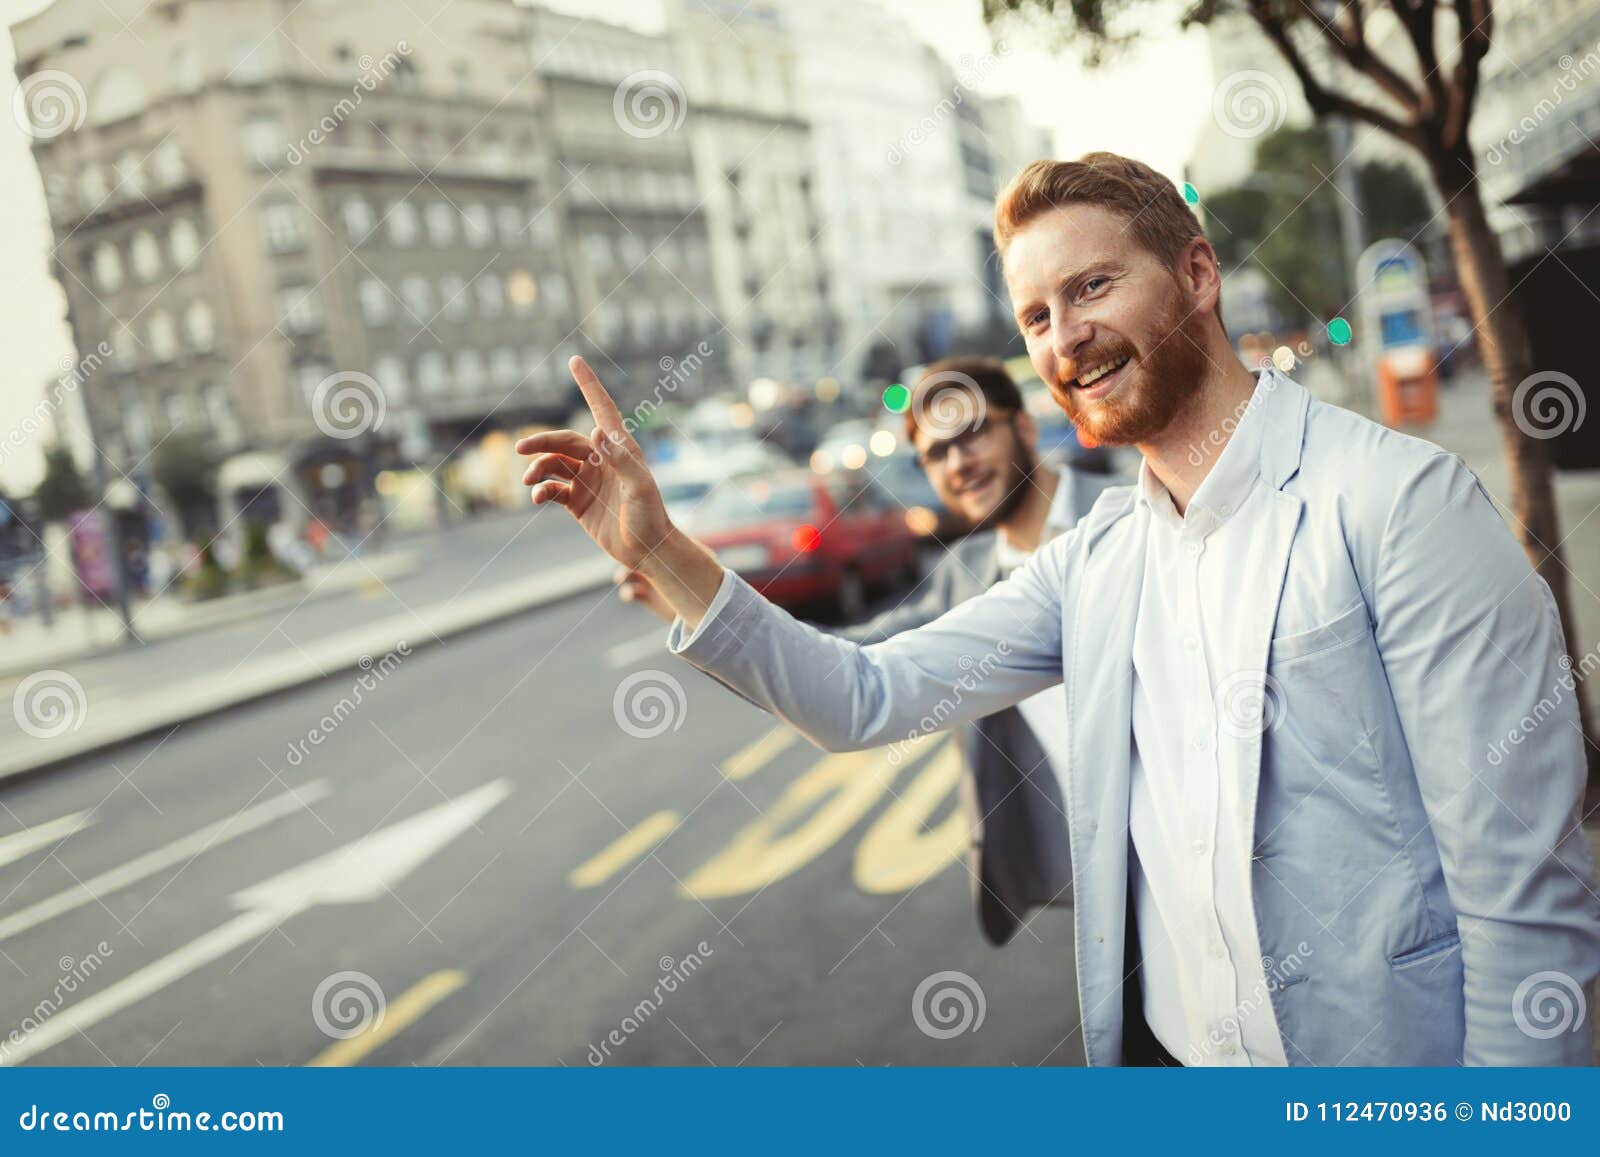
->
<box><xmin>0</xmin><ymin>556</ymin><xmax>615</xmax><ymax>787</ymax></box>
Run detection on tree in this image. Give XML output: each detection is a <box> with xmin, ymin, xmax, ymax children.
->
<box><xmin>1206</xmin><ymin>126</ymin><xmax>1434</xmax><ymax>322</ymax></box>
<box><xmin>984</xmin><ymin>0</ymin><xmax>1595</xmax><ymax>764</ymax></box>
<box><xmin>32</xmin><ymin>444</ymin><xmax>91</xmax><ymax>522</ymax></box>
<box><xmin>150</xmin><ymin>431</ymin><xmax>220</xmax><ymax>538</ymax></box>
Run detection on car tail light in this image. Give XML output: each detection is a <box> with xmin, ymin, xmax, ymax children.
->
<box><xmin>791</xmin><ymin>524</ymin><xmax>822</xmax><ymax>553</ymax></box>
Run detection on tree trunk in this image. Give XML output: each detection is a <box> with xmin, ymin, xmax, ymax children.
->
<box><xmin>1428</xmin><ymin>148</ymin><xmax>1598</xmax><ymax>776</ymax></box>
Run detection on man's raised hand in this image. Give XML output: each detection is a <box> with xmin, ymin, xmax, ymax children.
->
<box><xmin>516</xmin><ymin>356</ymin><xmax>725</xmax><ymax>629</ymax></box>
<box><xmin>515</xmin><ymin>356</ymin><xmax>670</xmax><ymax>570</ymax></box>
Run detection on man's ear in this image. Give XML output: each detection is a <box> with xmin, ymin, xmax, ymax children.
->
<box><xmin>1179</xmin><ymin>236</ymin><xmax>1223</xmax><ymax>314</ymax></box>
<box><xmin>1012</xmin><ymin>408</ymin><xmax>1039</xmax><ymax>453</ymax></box>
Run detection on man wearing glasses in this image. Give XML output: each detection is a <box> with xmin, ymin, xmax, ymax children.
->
<box><xmin>618</xmin><ymin>356</ymin><xmax>1119</xmax><ymax>946</ymax></box>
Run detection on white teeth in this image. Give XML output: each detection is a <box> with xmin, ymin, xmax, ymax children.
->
<box><xmin>1078</xmin><ymin>355</ymin><xmax>1129</xmax><ymax>387</ymax></box>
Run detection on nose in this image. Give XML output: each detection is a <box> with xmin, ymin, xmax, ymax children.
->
<box><xmin>1051</xmin><ymin>310</ymin><xmax>1093</xmax><ymax>367</ymax></box>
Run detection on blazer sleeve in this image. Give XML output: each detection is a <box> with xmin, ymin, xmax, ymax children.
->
<box><xmin>1371</xmin><ymin>451</ymin><xmax>1600</xmax><ymax>1065</ymax></box>
<box><xmin>665</xmin><ymin>533</ymin><xmax>1070</xmax><ymax>753</ymax></box>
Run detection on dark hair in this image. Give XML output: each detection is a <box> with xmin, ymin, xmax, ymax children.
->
<box><xmin>903</xmin><ymin>356</ymin><xmax>1023</xmax><ymax>442</ymax></box>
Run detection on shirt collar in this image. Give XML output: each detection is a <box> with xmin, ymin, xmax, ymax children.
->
<box><xmin>995</xmin><ymin>467</ymin><xmax>1073</xmax><ymax>573</ymax></box>
<box><xmin>1137</xmin><ymin>368</ymin><xmax>1273</xmax><ymax>533</ymax></box>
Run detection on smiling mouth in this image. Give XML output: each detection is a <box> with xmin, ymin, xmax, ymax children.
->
<box><xmin>1070</xmin><ymin>353</ymin><xmax>1132</xmax><ymax>391</ymax></box>
<box><xmin>953</xmin><ymin>470</ymin><xmax>997</xmax><ymax>497</ymax></box>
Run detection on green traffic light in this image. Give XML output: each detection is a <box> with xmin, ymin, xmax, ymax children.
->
<box><xmin>883</xmin><ymin>383</ymin><xmax>909</xmax><ymax>412</ymax></box>
<box><xmin>1327</xmin><ymin>317</ymin><xmax>1353</xmax><ymax>345</ymax></box>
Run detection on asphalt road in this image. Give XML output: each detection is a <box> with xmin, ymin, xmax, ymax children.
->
<box><xmin>0</xmin><ymin>572</ymin><xmax>1085</xmax><ymax>1066</ymax></box>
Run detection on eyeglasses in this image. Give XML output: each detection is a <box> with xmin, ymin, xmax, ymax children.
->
<box><xmin>915</xmin><ymin>414</ymin><xmax>1009</xmax><ymax>469</ymax></box>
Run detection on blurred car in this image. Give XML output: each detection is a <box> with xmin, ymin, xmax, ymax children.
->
<box><xmin>652</xmin><ymin>439</ymin><xmax>794</xmax><ymax>528</ymax></box>
<box><xmin>693</xmin><ymin>469</ymin><xmax>919</xmax><ymax>620</ymax></box>
<box><xmin>869</xmin><ymin>449</ymin><xmax>968</xmax><ymax>541</ymax></box>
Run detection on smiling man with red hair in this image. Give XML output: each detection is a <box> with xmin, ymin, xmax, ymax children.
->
<box><xmin>519</xmin><ymin>151</ymin><xmax>1600</xmax><ymax>1067</ymax></box>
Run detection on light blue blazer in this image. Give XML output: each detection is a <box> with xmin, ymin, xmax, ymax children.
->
<box><xmin>669</xmin><ymin>370</ymin><xmax>1600</xmax><ymax>1065</ymax></box>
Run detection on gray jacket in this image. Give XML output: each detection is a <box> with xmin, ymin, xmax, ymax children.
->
<box><xmin>839</xmin><ymin>468</ymin><xmax>1121</xmax><ymax>945</ymax></box>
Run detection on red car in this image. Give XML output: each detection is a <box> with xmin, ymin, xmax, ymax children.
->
<box><xmin>689</xmin><ymin>469</ymin><xmax>920</xmax><ymax>620</ymax></box>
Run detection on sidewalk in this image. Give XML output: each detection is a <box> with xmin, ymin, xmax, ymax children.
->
<box><xmin>0</xmin><ymin>547</ymin><xmax>421</xmax><ymax>678</ymax></box>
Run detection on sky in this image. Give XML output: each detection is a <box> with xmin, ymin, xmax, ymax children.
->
<box><xmin>0</xmin><ymin>0</ymin><xmax>1215</xmax><ymax>494</ymax></box>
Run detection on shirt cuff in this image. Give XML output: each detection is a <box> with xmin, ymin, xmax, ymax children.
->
<box><xmin>665</xmin><ymin>565</ymin><xmax>742</xmax><ymax>658</ymax></box>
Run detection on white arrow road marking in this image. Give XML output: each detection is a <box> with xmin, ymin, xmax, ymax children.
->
<box><xmin>0</xmin><ymin>811</ymin><xmax>92</xmax><ymax>868</ymax></box>
<box><xmin>0</xmin><ymin>782</ymin><xmax>330</xmax><ymax>944</ymax></box>
<box><xmin>0</xmin><ymin>779</ymin><xmax>510</xmax><ymax>1066</ymax></box>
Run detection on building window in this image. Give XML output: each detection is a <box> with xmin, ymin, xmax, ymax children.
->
<box><xmin>388</xmin><ymin>200</ymin><xmax>419</xmax><ymax>246</ymax></box>
<box><xmin>358</xmin><ymin>278</ymin><xmax>391</xmax><ymax>326</ymax></box>
<box><xmin>453</xmin><ymin>349</ymin><xmax>486</xmax><ymax>390</ymax></box>
<box><xmin>342</xmin><ymin>198</ymin><xmax>375</xmax><ymax>243</ymax></box>
<box><xmin>147</xmin><ymin>312</ymin><xmax>178</xmax><ymax>362</ymax></box>
<box><xmin>242</xmin><ymin>114</ymin><xmax>284</xmax><ymax>166</ymax></box>
<box><xmin>475</xmin><ymin>273</ymin><xmax>504</xmax><ymax>318</ymax></box>
<box><xmin>184</xmin><ymin>301</ymin><xmax>215</xmax><ymax>351</ymax></box>
<box><xmin>228</xmin><ymin>36</ymin><xmax>274</xmax><ymax>85</ymax></box>
<box><xmin>164</xmin><ymin>391</ymin><xmax>192</xmax><ymax>430</ymax></box>
<box><xmin>417</xmin><ymin>351</ymin><xmax>448</xmax><ymax>395</ymax></box>
<box><xmin>173</xmin><ymin>45</ymin><xmax>201</xmax><ymax>94</ymax></box>
<box><xmin>169</xmin><ymin>218</ymin><xmax>201</xmax><ymax>268</ymax></box>
<box><xmin>506</xmin><ymin>269</ymin><xmax>536</xmax><ymax>315</ymax></box>
<box><xmin>425</xmin><ymin>202</ymin><xmax>457</xmax><ymax>246</ymax></box>
<box><xmin>78</xmin><ymin>166</ymin><xmax>108</xmax><ymax>209</ymax></box>
<box><xmin>260</xmin><ymin>202</ymin><xmax>304</xmax><ymax>253</ymax></box>
<box><xmin>617</xmin><ymin>233</ymin><xmax>645</xmax><ymax>270</ymax></box>
<box><xmin>150</xmin><ymin>141</ymin><xmax>186</xmax><ymax>186</ymax></box>
<box><xmin>523</xmin><ymin>346</ymin><xmax>546</xmax><ymax>381</ymax></box>
<box><xmin>205</xmin><ymin>386</ymin><xmax>236</xmax><ymax>440</ymax></box>
<box><xmin>543</xmin><ymin>274</ymin><xmax>570</xmax><ymax>314</ymax></box>
<box><xmin>114</xmin><ymin>151</ymin><xmax>144</xmax><ymax>197</ymax></box>
<box><xmin>496</xmin><ymin>204</ymin><xmax>524</xmax><ymax>245</ymax></box>
<box><xmin>628</xmin><ymin>301</ymin><xmax>655</xmax><ymax>344</ymax></box>
<box><xmin>399</xmin><ymin>275</ymin><xmax>432</xmax><ymax>320</ymax></box>
<box><xmin>277</xmin><ymin>285</ymin><xmax>323</xmax><ymax>333</ymax></box>
<box><xmin>92</xmin><ymin>243</ymin><xmax>124</xmax><ymax>292</ymax></box>
<box><xmin>130</xmin><ymin>231</ymin><xmax>162</xmax><ymax>282</ymax></box>
<box><xmin>372</xmin><ymin>355</ymin><xmax>408</xmax><ymax>404</ymax></box>
<box><xmin>582</xmin><ymin>233</ymin><xmax>612</xmax><ymax>271</ymax></box>
<box><xmin>490</xmin><ymin>346</ymin><xmax>519</xmax><ymax>387</ymax></box>
<box><xmin>461</xmin><ymin>203</ymin><xmax>493</xmax><ymax>247</ymax></box>
<box><xmin>438</xmin><ymin>275</ymin><xmax>468</xmax><ymax>322</ymax></box>
<box><xmin>110</xmin><ymin>324</ymin><xmax>138</xmax><ymax>368</ymax></box>
<box><xmin>297</xmin><ymin>362</ymin><xmax>331</xmax><ymax>407</ymax></box>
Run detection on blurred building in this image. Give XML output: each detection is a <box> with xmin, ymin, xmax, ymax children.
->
<box><xmin>525</xmin><ymin>4</ymin><xmax>728</xmax><ymax>411</ymax></box>
<box><xmin>11</xmin><ymin>0</ymin><xmax>577</xmax><ymax>529</ymax></box>
<box><xmin>667</xmin><ymin>0</ymin><xmax>836</xmax><ymax>390</ymax></box>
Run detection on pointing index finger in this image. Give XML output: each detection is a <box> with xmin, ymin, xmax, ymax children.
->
<box><xmin>570</xmin><ymin>356</ymin><xmax>625</xmax><ymax>435</ymax></box>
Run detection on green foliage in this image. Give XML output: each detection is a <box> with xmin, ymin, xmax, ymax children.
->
<box><xmin>32</xmin><ymin>445</ymin><xmax>91</xmax><ymax>522</ymax></box>
<box><xmin>150</xmin><ymin>432</ymin><xmax>220</xmax><ymax>509</ymax></box>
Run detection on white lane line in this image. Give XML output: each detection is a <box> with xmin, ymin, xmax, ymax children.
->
<box><xmin>605</xmin><ymin>629</ymin><xmax>670</xmax><ymax>669</ymax></box>
<box><xmin>0</xmin><ymin>781</ymin><xmax>329</xmax><ymax>944</ymax></box>
<box><xmin>0</xmin><ymin>780</ymin><xmax>509</xmax><ymax>1067</ymax></box>
<box><xmin>0</xmin><ymin>812</ymin><xmax>92</xmax><ymax>868</ymax></box>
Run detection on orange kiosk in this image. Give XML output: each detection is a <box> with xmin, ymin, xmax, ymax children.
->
<box><xmin>1358</xmin><ymin>240</ymin><xmax>1438</xmax><ymax>427</ymax></box>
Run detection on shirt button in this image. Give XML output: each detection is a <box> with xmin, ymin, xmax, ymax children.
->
<box><xmin>1191</xmin><ymin>734</ymin><xmax>1209</xmax><ymax>752</ymax></box>
<box><xmin>1210</xmin><ymin>939</ymin><xmax>1226</xmax><ymax>959</ymax></box>
<box><xmin>1183</xmin><ymin>635</ymin><xmax>1200</xmax><ymax>653</ymax></box>
<box><xmin>1186</xmin><ymin>542</ymin><xmax>1202</xmax><ymax>559</ymax></box>
<box><xmin>1222</xmin><ymin>1041</ymin><xmax>1239</xmax><ymax>1057</ymax></box>
<box><xmin>1191</xmin><ymin>839</ymin><xmax>1207</xmax><ymax>856</ymax></box>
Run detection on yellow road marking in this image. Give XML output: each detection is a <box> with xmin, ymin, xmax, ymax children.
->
<box><xmin>853</xmin><ymin>740</ymin><xmax>969</xmax><ymax>893</ymax></box>
<box><xmin>309</xmin><ymin>969</ymin><xmax>467</xmax><ymax>1067</ymax></box>
<box><xmin>568</xmin><ymin>810</ymin><xmax>680</xmax><ymax>888</ymax></box>
<box><xmin>720</xmin><ymin>725</ymin><xmax>800</xmax><ymax>781</ymax></box>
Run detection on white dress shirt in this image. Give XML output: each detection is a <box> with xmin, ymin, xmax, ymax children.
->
<box><xmin>1128</xmin><ymin>379</ymin><xmax>1288</xmax><ymax>1066</ymax></box>
<box><xmin>994</xmin><ymin>469</ymin><xmax>1077</xmax><ymax>784</ymax></box>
